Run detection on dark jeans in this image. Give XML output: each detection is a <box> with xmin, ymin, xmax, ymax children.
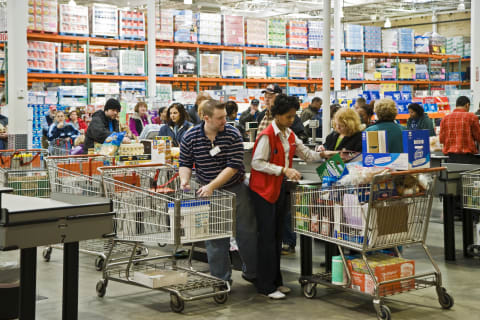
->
<box><xmin>282</xmin><ymin>190</ymin><xmax>296</xmax><ymax>248</ymax></box>
<box><xmin>447</xmin><ymin>153</ymin><xmax>480</xmax><ymax>164</ymax></box>
<box><xmin>251</xmin><ymin>183</ymin><xmax>286</xmax><ymax>295</ymax></box>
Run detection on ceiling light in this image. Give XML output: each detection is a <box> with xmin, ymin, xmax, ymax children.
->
<box><xmin>371</xmin><ymin>15</ymin><xmax>377</xmax><ymax>21</ymax></box>
<box><xmin>384</xmin><ymin>18</ymin><xmax>391</xmax><ymax>28</ymax></box>
<box><xmin>184</xmin><ymin>0</ymin><xmax>192</xmax><ymax>5</ymax></box>
<box><xmin>458</xmin><ymin>0</ymin><xmax>466</xmax><ymax>12</ymax></box>
<box><xmin>68</xmin><ymin>0</ymin><xmax>76</xmax><ymax>6</ymax></box>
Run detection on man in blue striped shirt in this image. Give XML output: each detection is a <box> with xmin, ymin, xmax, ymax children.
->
<box><xmin>179</xmin><ymin>100</ymin><xmax>257</xmax><ymax>285</ymax></box>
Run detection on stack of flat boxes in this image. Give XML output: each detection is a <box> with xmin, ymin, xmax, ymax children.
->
<box><xmin>174</xmin><ymin>10</ymin><xmax>197</xmax><ymax>43</ymax></box>
<box><xmin>197</xmin><ymin>13</ymin><xmax>221</xmax><ymax>44</ymax></box>
<box><xmin>287</xmin><ymin>20</ymin><xmax>308</xmax><ymax>49</ymax></box>
<box><xmin>268</xmin><ymin>19</ymin><xmax>286</xmax><ymax>48</ymax></box>
<box><xmin>156</xmin><ymin>9</ymin><xmax>174</xmax><ymax>41</ymax></box>
<box><xmin>364</xmin><ymin>26</ymin><xmax>381</xmax><ymax>52</ymax></box>
<box><xmin>344</xmin><ymin>24</ymin><xmax>363</xmax><ymax>51</ymax></box>
<box><xmin>223</xmin><ymin>15</ymin><xmax>244</xmax><ymax>46</ymax></box>
<box><xmin>398</xmin><ymin>28</ymin><xmax>414</xmax><ymax>53</ymax></box>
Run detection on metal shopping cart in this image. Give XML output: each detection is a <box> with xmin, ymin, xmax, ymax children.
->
<box><xmin>460</xmin><ymin>169</ymin><xmax>480</xmax><ymax>257</ymax></box>
<box><xmin>0</xmin><ymin>149</ymin><xmax>50</xmax><ymax>198</ymax></box>
<box><xmin>49</xmin><ymin>137</ymin><xmax>73</xmax><ymax>155</ymax></box>
<box><xmin>44</xmin><ymin>155</ymin><xmax>148</xmax><ymax>270</ymax></box>
<box><xmin>292</xmin><ymin>168</ymin><xmax>453</xmax><ymax>320</ymax></box>
<box><xmin>96</xmin><ymin>164</ymin><xmax>235</xmax><ymax>312</ymax></box>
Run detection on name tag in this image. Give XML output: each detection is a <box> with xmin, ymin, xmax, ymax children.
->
<box><xmin>209</xmin><ymin>146</ymin><xmax>221</xmax><ymax>157</ymax></box>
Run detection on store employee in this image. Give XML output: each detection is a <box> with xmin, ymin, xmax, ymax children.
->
<box><xmin>179</xmin><ymin>99</ymin><xmax>257</xmax><ymax>285</ymax></box>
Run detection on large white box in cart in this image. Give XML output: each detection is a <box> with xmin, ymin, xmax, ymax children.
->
<box><xmin>168</xmin><ymin>200</ymin><xmax>211</xmax><ymax>240</ymax></box>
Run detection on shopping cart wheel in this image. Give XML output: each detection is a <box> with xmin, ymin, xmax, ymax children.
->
<box><xmin>42</xmin><ymin>247</ymin><xmax>52</xmax><ymax>262</ymax></box>
<box><xmin>437</xmin><ymin>287</ymin><xmax>454</xmax><ymax>309</ymax></box>
<box><xmin>213</xmin><ymin>286</ymin><xmax>229</xmax><ymax>304</ymax></box>
<box><xmin>302</xmin><ymin>283</ymin><xmax>317</xmax><ymax>299</ymax></box>
<box><xmin>96</xmin><ymin>279</ymin><xmax>108</xmax><ymax>298</ymax></box>
<box><xmin>170</xmin><ymin>293</ymin><xmax>184</xmax><ymax>313</ymax></box>
<box><xmin>157</xmin><ymin>243</ymin><xmax>167</xmax><ymax>247</ymax></box>
<box><xmin>377</xmin><ymin>305</ymin><xmax>391</xmax><ymax>320</ymax></box>
<box><xmin>94</xmin><ymin>257</ymin><xmax>105</xmax><ymax>271</ymax></box>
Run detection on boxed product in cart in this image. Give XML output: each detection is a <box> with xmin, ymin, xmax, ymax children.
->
<box><xmin>168</xmin><ymin>200</ymin><xmax>211</xmax><ymax>240</ymax></box>
<box><xmin>134</xmin><ymin>269</ymin><xmax>188</xmax><ymax>289</ymax></box>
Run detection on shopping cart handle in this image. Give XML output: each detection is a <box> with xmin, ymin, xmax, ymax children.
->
<box><xmin>387</xmin><ymin>167</ymin><xmax>446</xmax><ymax>176</ymax></box>
<box><xmin>98</xmin><ymin>163</ymin><xmax>169</xmax><ymax>172</ymax></box>
<box><xmin>47</xmin><ymin>154</ymin><xmax>105</xmax><ymax>159</ymax></box>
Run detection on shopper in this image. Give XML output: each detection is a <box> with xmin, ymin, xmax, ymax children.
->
<box><xmin>440</xmin><ymin>96</ymin><xmax>480</xmax><ymax>164</ymax></box>
<box><xmin>300</xmin><ymin>97</ymin><xmax>322</xmax><ymax>138</ymax></box>
<box><xmin>129</xmin><ymin>102</ymin><xmax>152</xmax><ymax>137</ymax></box>
<box><xmin>152</xmin><ymin>106</ymin><xmax>168</xmax><ymax>125</ymax></box>
<box><xmin>406</xmin><ymin>103</ymin><xmax>435</xmax><ymax>136</ymax></box>
<box><xmin>353</xmin><ymin>97</ymin><xmax>367</xmax><ymax>110</ymax></box>
<box><xmin>179</xmin><ymin>99</ymin><xmax>257</xmax><ymax>286</ymax></box>
<box><xmin>249</xmin><ymin>94</ymin><xmax>333</xmax><ymax>299</ymax></box>
<box><xmin>41</xmin><ymin>105</ymin><xmax>57</xmax><ymax>149</ymax></box>
<box><xmin>67</xmin><ymin>109</ymin><xmax>87</xmax><ymax>134</ymax></box>
<box><xmin>225</xmin><ymin>100</ymin><xmax>246</xmax><ymax>140</ymax></box>
<box><xmin>47</xmin><ymin>111</ymin><xmax>81</xmax><ymax>153</ymax></box>
<box><xmin>0</xmin><ymin>98</ymin><xmax>8</xmax><ymax>150</ymax></box>
<box><xmin>83</xmin><ymin>98</ymin><xmax>126</xmax><ymax>153</ymax></box>
<box><xmin>188</xmin><ymin>92</ymin><xmax>211</xmax><ymax>125</ymax></box>
<box><xmin>158</xmin><ymin>103</ymin><xmax>193</xmax><ymax>147</ymax></box>
<box><xmin>365</xmin><ymin>99</ymin><xmax>405</xmax><ymax>153</ymax></box>
<box><xmin>239</xmin><ymin>98</ymin><xmax>260</xmax><ymax>129</ymax></box>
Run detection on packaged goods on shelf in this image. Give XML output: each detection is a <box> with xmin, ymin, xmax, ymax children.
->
<box><xmin>174</xmin><ymin>10</ymin><xmax>197</xmax><ymax>43</ymax></box>
<box><xmin>90</xmin><ymin>3</ymin><xmax>118</xmax><ymax>38</ymax></box>
<box><xmin>330</xmin><ymin>59</ymin><xmax>347</xmax><ymax>79</ymax></box>
<box><xmin>268</xmin><ymin>19</ymin><xmax>286</xmax><ymax>48</ymax></box>
<box><xmin>309</xmin><ymin>59</ymin><xmax>322</xmax><ymax>78</ymax></box>
<box><xmin>196</xmin><ymin>13</ymin><xmax>221</xmax><ymax>44</ymax></box>
<box><xmin>156</xmin><ymin>66</ymin><xmax>173</xmax><ymax>77</ymax></box>
<box><xmin>116</xmin><ymin>50</ymin><xmax>145</xmax><ymax>75</ymax></box>
<box><xmin>376</xmin><ymin>68</ymin><xmax>397</xmax><ymax>80</ymax></box>
<box><xmin>345</xmin><ymin>24</ymin><xmax>364</xmax><ymax>51</ymax></box>
<box><xmin>0</xmin><ymin>49</ymin><xmax>5</xmax><ymax>73</ymax></box>
<box><xmin>156</xmin><ymin>84</ymin><xmax>173</xmax><ymax>108</ymax></box>
<box><xmin>58</xmin><ymin>52</ymin><xmax>86</xmax><ymax>74</ymax></box>
<box><xmin>246</xmin><ymin>19</ymin><xmax>267</xmax><ymax>47</ymax></box>
<box><xmin>172</xmin><ymin>91</ymin><xmax>197</xmax><ymax>105</ymax></box>
<box><xmin>363</xmin><ymin>26</ymin><xmax>381</xmax><ymax>52</ymax></box>
<box><xmin>266</xmin><ymin>59</ymin><xmax>287</xmax><ymax>78</ymax></box>
<box><xmin>307</xmin><ymin>21</ymin><xmax>323</xmax><ymax>49</ymax></box>
<box><xmin>287</xmin><ymin>86</ymin><xmax>308</xmax><ymax>101</ymax></box>
<box><xmin>58</xmin><ymin>97</ymin><xmax>88</xmax><ymax>107</ymax></box>
<box><xmin>246</xmin><ymin>65</ymin><xmax>267</xmax><ymax>78</ymax></box>
<box><xmin>464</xmin><ymin>42</ymin><xmax>471</xmax><ymax>57</ymax></box>
<box><xmin>289</xmin><ymin>60</ymin><xmax>308</xmax><ymax>79</ymax></box>
<box><xmin>156</xmin><ymin>8</ymin><xmax>174</xmax><ymax>41</ymax></box>
<box><xmin>223</xmin><ymin>15</ymin><xmax>244</xmax><ymax>46</ymax></box>
<box><xmin>199</xmin><ymin>53</ymin><xmax>221</xmax><ymax>77</ymax></box>
<box><xmin>382</xmin><ymin>29</ymin><xmax>398</xmax><ymax>53</ymax></box>
<box><xmin>58</xmin><ymin>86</ymin><xmax>87</xmax><ymax>97</ymax></box>
<box><xmin>27</xmin><ymin>40</ymin><xmax>56</xmax><ymax>72</ymax></box>
<box><xmin>173</xmin><ymin>50</ymin><xmax>196</xmax><ymax>75</ymax></box>
<box><xmin>398</xmin><ymin>62</ymin><xmax>416</xmax><ymax>80</ymax></box>
<box><xmin>414</xmin><ymin>36</ymin><xmax>430</xmax><ymax>54</ymax></box>
<box><xmin>28</xmin><ymin>0</ymin><xmax>58</xmax><ymax>33</ymax></box>
<box><xmin>119</xmin><ymin>10</ymin><xmax>145</xmax><ymax>40</ymax></box>
<box><xmin>156</xmin><ymin>48</ymin><xmax>174</xmax><ymax>76</ymax></box>
<box><xmin>120</xmin><ymin>81</ymin><xmax>145</xmax><ymax>91</ymax></box>
<box><xmin>347</xmin><ymin>63</ymin><xmax>364</xmax><ymax>80</ymax></box>
<box><xmin>90</xmin><ymin>56</ymin><xmax>118</xmax><ymax>74</ymax></box>
<box><xmin>0</xmin><ymin>5</ymin><xmax>6</xmax><ymax>33</ymax></box>
<box><xmin>59</xmin><ymin>4</ymin><xmax>88</xmax><ymax>36</ymax></box>
<box><xmin>446</xmin><ymin>36</ymin><xmax>470</xmax><ymax>57</ymax></box>
<box><xmin>430</xmin><ymin>33</ymin><xmax>446</xmax><ymax>55</ymax></box>
<box><xmin>221</xmin><ymin>51</ymin><xmax>243</xmax><ymax>78</ymax></box>
<box><xmin>398</xmin><ymin>28</ymin><xmax>414</xmax><ymax>53</ymax></box>
<box><xmin>91</xmin><ymin>82</ymin><xmax>120</xmax><ymax>95</ymax></box>
<box><xmin>287</xmin><ymin>20</ymin><xmax>308</xmax><ymax>49</ymax></box>
<box><xmin>28</xmin><ymin>91</ymin><xmax>47</xmax><ymax>105</ymax></box>
<box><xmin>429</xmin><ymin>60</ymin><xmax>445</xmax><ymax>81</ymax></box>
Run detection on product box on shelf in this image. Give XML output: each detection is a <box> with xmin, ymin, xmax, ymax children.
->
<box><xmin>116</xmin><ymin>50</ymin><xmax>145</xmax><ymax>75</ymax></box>
<box><xmin>173</xmin><ymin>50</ymin><xmax>197</xmax><ymax>75</ymax></box>
<box><xmin>223</xmin><ymin>15</ymin><xmax>244</xmax><ymax>46</ymax></box>
<box><xmin>119</xmin><ymin>10</ymin><xmax>145</xmax><ymax>40</ymax></box>
<box><xmin>415</xmin><ymin>64</ymin><xmax>429</xmax><ymax>80</ymax></box>
<box><xmin>347</xmin><ymin>63</ymin><xmax>364</xmax><ymax>80</ymax></box>
<box><xmin>27</xmin><ymin>40</ymin><xmax>56</xmax><ymax>72</ymax></box>
<box><xmin>156</xmin><ymin>84</ymin><xmax>173</xmax><ymax>108</ymax></box>
<box><xmin>156</xmin><ymin>9</ymin><xmax>174</xmax><ymax>41</ymax></box>
<box><xmin>221</xmin><ymin>51</ymin><xmax>243</xmax><ymax>78</ymax></box>
<box><xmin>266</xmin><ymin>59</ymin><xmax>287</xmax><ymax>78</ymax></box>
<box><xmin>363</xmin><ymin>26</ymin><xmax>382</xmax><ymax>52</ymax></box>
<box><xmin>307</xmin><ymin>21</ymin><xmax>323</xmax><ymax>49</ymax></box>
<box><xmin>58</xmin><ymin>52</ymin><xmax>86</xmax><ymax>74</ymax></box>
<box><xmin>267</xmin><ymin>19</ymin><xmax>286</xmax><ymax>48</ymax></box>
<box><xmin>199</xmin><ymin>53</ymin><xmax>221</xmax><ymax>77</ymax></box>
<box><xmin>90</xmin><ymin>3</ymin><xmax>118</xmax><ymax>38</ymax></box>
<box><xmin>90</xmin><ymin>56</ymin><xmax>119</xmax><ymax>74</ymax></box>
<box><xmin>382</xmin><ymin>29</ymin><xmax>398</xmax><ymax>53</ymax></box>
<box><xmin>345</xmin><ymin>24</ymin><xmax>364</xmax><ymax>52</ymax></box>
<box><xmin>402</xmin><ymin>130</ymin><xmax>430</xmax><ymax>169</ymax></box>
<box><xmin>398</xmin><ymin>28</ymin><xmax>414</xmax><ymax>53</ymax></box>
<box><xmin>91</xmin><ymin>82</ymin><xmax>120</xmax><ymax>96</ymax></box>
<box><xmin>196</xmin><ymin>13</ymin><xmax>221</xmax><ymax>44</ymax></box>
<box><xmin>156</xmin><ymin>48</ymin><xmax>174</xmax><ymax>76</ymax></box>
<box><xmin>174</xmin><ymin>10</ymin><xmax>197</xmax><ymax>43</ymax></box>
<box><xmin>398</xmin><ymin>62</ymin><xmax>416</xmax><ymax>80</ymax></box>
<box><xmin>309</xmin><ymin>59</ymin><xmax>323</xmax><ymax>79</ymax></box>
<box><xmin>59</xmin><ymin>4</ymin><xmax>89</xmax><ymax>36</ymax></box>
<box><xmin>246</xmin><ymin>65</ymin><xmax>267</xmax><ymax>78</ymax></box>
<box><xmin>28</xmin><ymin>0</ymin><xmax>58</xmax><ymax>33</ymax></box>
<box><xmin>287</xmin><ymin>20</ymin><xmax>308</xmax><ymax>49</ymax></box>
<box><xmin>246</xmin><ymin>19</ymin><xmax>267</xmax><ymax>47</ymax></box>
<box><xmin>289</xmin><ymin>60</ymin><xmax>308</xmax><ymax>79</ymax></box>
<box><xmin>430</xmin><ymin>34</ymin><xmax>446</xmax><ymax>55</ymax></box>
<box><xmin>414</xmin><ymin>36</ymin><xmax>430</xmax><ymax>54</ymax></box>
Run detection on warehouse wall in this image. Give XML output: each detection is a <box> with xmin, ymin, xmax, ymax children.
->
<box><xmin>362</xmin><ymin>12</ymin><xmax>470</xmax><ymax>38</ymax></box>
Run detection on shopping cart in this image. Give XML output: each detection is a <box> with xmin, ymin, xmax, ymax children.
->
<box><xmin>43</xmin><ymin>154</ymin><xmax>148</xmax><ymax>270</ymax></box>
<box><xmin>96</xmin><ymin>164</ymin><xmax>235</xmax><ymax>312</ymax></box>
<box><xmin>49</xmin><ymin>137</ymin><xmax>73</xmax><ymax>155</ymax></box>
<box><xmin>292</xmin><ymin>168</ymin><xmax>453</xmax><ymax>320</ymax></box>
<box><xmin>0</xmin><ymin>149</ymin><xmax>50</xmax><ymax>198</ymax></box>
<box><xmin>460</xmin><ymin>169</ymin><xmax>480</xmax><ymax>257</ymax></box>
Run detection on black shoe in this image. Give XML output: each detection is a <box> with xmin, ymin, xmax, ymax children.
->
<box><xmin>241</xmin><ymin>273</ymin><xmax>256</xmax><ymax>285</ymax></box>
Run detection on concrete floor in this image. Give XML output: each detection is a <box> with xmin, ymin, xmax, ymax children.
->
<box><xmin>1</xmin><ymin>197</ymin><xmax>480</xmax><ymax>320</ymax></box>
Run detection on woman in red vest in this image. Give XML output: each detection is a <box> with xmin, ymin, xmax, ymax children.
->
<box><xmin>249</xmin><ymin>94</ymin><xmax>335</xmax><ymax>299</ymax></box>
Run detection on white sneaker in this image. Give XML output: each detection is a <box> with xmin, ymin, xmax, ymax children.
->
<box><xmin>267</xmin><ymin>290</ymin><xmax>286</xmax><ymax>299</ymax></box>
<box><xmin>277</xmin><ymin>286</ymin><xmax>291</xmax><ymax>294</ymax></box>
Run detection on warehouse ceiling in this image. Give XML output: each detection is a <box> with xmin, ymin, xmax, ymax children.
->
<box><xmin>65</xmin><ymin>0</ymin><xmax>471</xmax><ymax>23</ymax></box>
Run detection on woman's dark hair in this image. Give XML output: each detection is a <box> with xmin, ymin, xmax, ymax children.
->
<box><xmin>158</xmin><ymin>106</ymin><xmax>167</xmax><ymax>115</ymax></box>
<box><xmin>330</xmin><ymin>103</ymin><xmax>341</xmax><ymax>120</ymax></box>
<box><xmin>225</xmin><ymin>101</ymin><xmax>238</xmax><ymax>118</ymax></box>
<box><xmin>360</xmin><ymin>104</ymin><xmax>374</xmax><ymax>118</ymax></box>
<box><xmin>407</xmin><ymin>103</ymin><xmax>424</xmax><ymax>117</ymax></box>
<box><xmin>167</xmin><ymin>102</ymin><xmax>188</xmax><ymax>126</ymax></box>
<box><xmin>271</xmin><ymin>94</ymin><xmax>300</xmax><ymax>117</ymax></box>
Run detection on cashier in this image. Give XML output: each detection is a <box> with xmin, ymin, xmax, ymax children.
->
<box><xmin>249</xmin><ymin>94</ymin><xmax>334</xmax><ymax>300</ymax></box>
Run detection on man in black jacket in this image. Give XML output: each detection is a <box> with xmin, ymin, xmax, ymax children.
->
<box><xmin>83</xmin><ymin>99</ymin><xmax>124</xmax><ymax>153</ymax></box>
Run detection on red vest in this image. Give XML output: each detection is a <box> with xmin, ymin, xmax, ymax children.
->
<box><xmin>250</xmin><ymin>124</ymin><xmax>296</xmax><ymax>204</ymax></box>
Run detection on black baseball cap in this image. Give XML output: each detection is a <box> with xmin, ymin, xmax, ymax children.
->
<box><xmin>251</xmin><ymin>99</ymin><xmax>259</xmax><ymax>105</ymax></box>
<box><xmin>104</xmin><ymin>98</ymin><xmax>121</xmax><ymax>112</ymax></box>
<box><xmin>261</xmin><ymin>84</ymin><xmax>282</xmax><ymax>94</ymax></box>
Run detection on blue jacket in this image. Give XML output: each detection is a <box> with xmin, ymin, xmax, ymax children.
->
<box><xmin>47</xmin><ymin>122</ymin><xmax>80</xmax><ymax>142</ymax></box>
<box><xmin>158</xmin><ymin>121</ymin><xmax>193</xmax><ymax>147</ymax></box>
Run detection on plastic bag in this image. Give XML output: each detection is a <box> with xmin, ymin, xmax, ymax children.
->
<box><xmin>99</xmin><ymin>132</ymin><xmax>126</xmax><ymax>156</ymax></box>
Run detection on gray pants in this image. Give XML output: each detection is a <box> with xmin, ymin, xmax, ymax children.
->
<box><xmin>205</xmin><ymin>181</ymin><xmax>257</xmax><ymax>281</ymax></box>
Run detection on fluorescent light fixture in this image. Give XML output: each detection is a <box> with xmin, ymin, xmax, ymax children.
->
<box><xmin>184</xmin><ymin>0</ymin><xmax>192</xmax><ymax>4</ymax></box>
<box><xmin>384</xmin><ymin>17</ymin><xmax>391</xmax><ymax>28</ymax></box>
<box><xmin>68</xmin><ymin>0</ymin><xmax>76</xmax><ymax>6</ymax></box>
<box><xmin>458</xmin><ymin>0</ymin><xmax>466</xmax><ymax>12</ymax></box>
<box><xmin>371</xmin><ymin>15</ymin><xmax>377</xmax><ymax>21</ymax></box>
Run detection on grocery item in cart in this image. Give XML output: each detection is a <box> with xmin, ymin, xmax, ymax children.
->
<box><xmin>98</xmin><ymin>132</ymin><xmax>126</xmax><ymax>156</ymax></box>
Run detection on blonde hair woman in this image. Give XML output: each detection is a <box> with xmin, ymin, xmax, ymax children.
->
<box><xmin>365</xmin><ymin>98</ymin><xmax>405</xmax><ymax>153</ymax></box>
